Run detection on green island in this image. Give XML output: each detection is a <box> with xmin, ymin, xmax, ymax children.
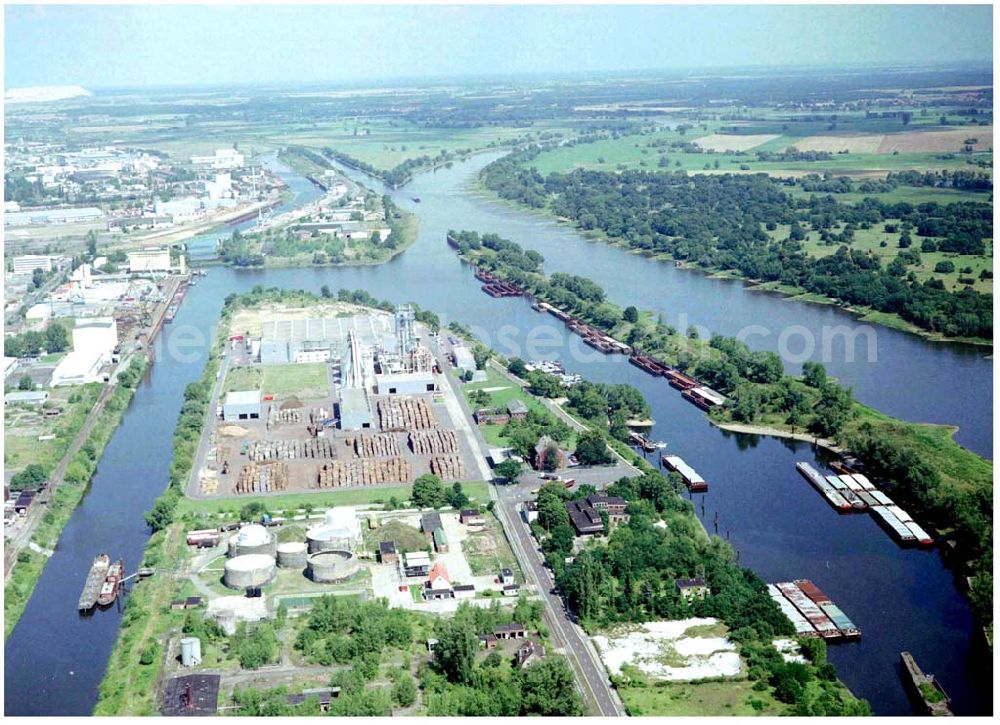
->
<box><xmin>448</xmin><ymin>229</ymin><xmax>993</xmax><ymax>634</ymax></box>
<box><xmin>477</xmin><ymin>134</ymin><xmax>992</xmax><ymax>345</ymax></box>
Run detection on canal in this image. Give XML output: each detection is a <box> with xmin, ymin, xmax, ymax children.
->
<box><xmin>5</xmin><ymin>154</ymin><xmax>991</xmax><ymax>715</ymax></box>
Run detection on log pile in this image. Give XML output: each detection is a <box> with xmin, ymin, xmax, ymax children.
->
<box><xmin>429</xmin><ymin>455</ymin><xmax>466</xmax><ymax>480</ymax></box>
<box><xmin>236</xmin><ymin>461</ymin><xmax>289</xmax><ymax>494</ymax></box>
<box><xmin>408</xmin><ymin>429</ymin><xmax>459</xmax><ymax>455</ymax></box>
<box><xmin>377</xmin><ymin>396</ymin><xmax>437</xmax><ymax>431</ymax></box>
<box><xmin>267</xmin><ymin>407</ymin><xmax>302</xmax><ymax>428</ymax></box>
<box><xmin>249</xmin><ymin>438</ymin><xmax>337</xmax><ymax>461</ymax></box>
<box><xmin>315</xmin><ymin>457</ymin><xmax>412</xmax><ymax>488</ymax></box>
<box><xmin>352</xmin><ymin>433</ymin><xmax>401</xmax><ymax>458</ymax></box>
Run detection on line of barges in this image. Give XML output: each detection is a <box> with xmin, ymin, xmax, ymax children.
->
<box><xmin>661</xmin><ymin>454</ymin><xmax>708</xmax><ymax>492</ymax></box>
<box><xmin>795</xmin><ymin>462</ymin><xmax>933</xmax><ymax>546</ymax></box>
<box><xmin>767</xmin><ymin>579</ymin><xmax>860</xmax><ymax>640</ymax></box>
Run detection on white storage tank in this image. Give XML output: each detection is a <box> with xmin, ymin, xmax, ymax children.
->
<box><xmin>228</xmin><ymin>523</ymin><xmax>276</xmax><ymax>558</ymax></box>
<box><xmin>180</xmin><ymin>636</ymin><xmax>202</xmax><ymax>667</ymax></box>
<box><xmin>306</xmin><ymin>550</ymin><xmax>360</xmax><ymax>583</ymax></box>
<box><xmin>276</xmin><ymin>541</ymin><xmax>308</xmax><ymax>569</ymax></box>
<box><xmin>223</xmin><ymin>553</ymin><xmax>276</xmax><ymax>590</ymax></box>
<box><xmin>306</xmin><ymin>508</ymin><xmax>362</xmax><ymax>553</ymax></box>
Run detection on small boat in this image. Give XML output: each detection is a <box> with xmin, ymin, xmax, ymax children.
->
<box><xmin>411</xmin><ymin>197</ymin><xmax>421</xmax><ymax>203</ymax></box>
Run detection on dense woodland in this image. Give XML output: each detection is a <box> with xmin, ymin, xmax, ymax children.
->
<box><xmin>450</xmin><ymin>229</ymin><xmax>992</xmax><ymax>628</ymax></box>
<box><xmin>481</xmin><ymin>149</ymin><xmax>992</xmax><ymax>340</ymax></box>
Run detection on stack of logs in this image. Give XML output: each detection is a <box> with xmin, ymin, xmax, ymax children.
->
<box><xmin>236</xmin><ymin>461</ymin><xmax>289</xmax><ymax>494</ymax></box>
<box><xmin>408</xmin><ymin>429</ymin><xmax>459</xmax><ymax>455</ymax></box>
<box><xmin>249</xmin><ymin>439</ymin><xmax>337</xmax><ymax>461</ymax></box>
<box><xmin>267</xmin><ymin>407</ymin><xmax>303</xmax><ymax>428</ymax></box>
<box><xmin>430</xmin><ymin>455</ymin><xmax>466</xmax><ymax>480</ymax></box>
<box><xmin>377</xmin><ymin>397</ymin><xmax>437</xmax><ymax>431</ymax></box>
<box><xmin>316</xmin><ymin>457</ymin><xmax>412</xmax><ymax>488</ymax></box>
<box><xmin>352</xmin><ymin>433</ymin><xmax>401</xmax><ymax>458</ymax></box>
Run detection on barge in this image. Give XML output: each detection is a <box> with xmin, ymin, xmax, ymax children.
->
<box><xmin>97</xmin><ymin>558</ymin><xmax>124</xmax><ymax>607</ymax></box>
<box><xmin>900</xmin><ymin>651</ymin><xmax>953</xmax><ymax>716</ymax></box>
<box><xmin>682</xmin><ymin>385</ymin><xmax>727</xmax><ymax>411</ymax></box>
<box><xmin>795</xmin><ymin>462</ymin><xmax>852</xmax><ymax>511</ymax></box>
<box><xmin>661</xmin><ymin>454</ymin><xmax>707</xmax><ymax>492</ymax></box>
<box><xmin>628</xmin><ymin>353</ymin><xmax>670</xmax><ymax>376</ymax></box>
<box><xmin>825</xmin><ymin>476</ymin><xmax>867</xmax><ymax>510</ymax></box>
<box><xmin>78</xmin><ymin>554</ymin><xmax>111</xmax><ymax>611</ymax></box>
<box><xmin>775</xmin><ymin>581</ymin><xmax>840</xmax><ymax>639</ymax></box>
<box><xmin>869</xmin><ymin>506</ymin><xmax>918</xmax><ymax>544</ymax></box>
<box><xmin>794</xmin><ymin>579</ymin><xmax>860</xmax><ymax>639</ymax></box>
<box><xmin>767</xmin><ymin>584</ymin><xmax>819</xmax><ymax>637</ymax></box>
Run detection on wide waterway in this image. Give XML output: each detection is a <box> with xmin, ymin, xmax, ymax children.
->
<box><xmin>5</xmin><ymin>154</ymin><xmax>991</xmax><ymax>715</ymax></box>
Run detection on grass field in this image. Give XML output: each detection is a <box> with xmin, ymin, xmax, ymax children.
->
<box><xmin>222</xmin><ymin>365</ymin><xmax>263</xmax><ymax>394</ymax></box>
<box><xmin>3</xmin><ymin>383</ymin><xmax>103</xmax><ymax>475</ymax></box>
<box><xmin>177</xmin><ymin>481</ymin><xmax>491</xmax><ymax>517</ymax></box>
<box><xmin>618</xmin><ymin>678</ymin><xmax>785</xmax><ymax>716</ymax></box>
<box><xmin>261</xmin><ymin>362</ymin><xmax>328</xmax><ymax>398</ymax></box>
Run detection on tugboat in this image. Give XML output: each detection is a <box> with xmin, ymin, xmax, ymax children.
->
<box><xmin>78</xmin><ymin>554</ymin><xmax>111</xmax><ymax>611</ymax></box>
<box><xmin>97</xmin><ymin>558</ymin><xmax>125</xmax><ymax>607</ymax></box>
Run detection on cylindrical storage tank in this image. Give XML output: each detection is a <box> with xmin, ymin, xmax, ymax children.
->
<box><xmin>180</xmin><ymin>637</ymin><xmax>202</xmax><ymax>667</ymax></box>
<box><xmin>306</xmin><ymin>550</ymin><xmax>360</xmax><ymax>583</ymax></box>
<box><xmin>223</xmin><ymin>554</ymin><xmax>276</xmax><ymax>590</ymax></box>
<box><xmin>307</xmin><ymin>527</ymin><xmax>348</xmax><ymax>554</ymax></box>
<box><xmin>228</xmin><ymin>523</ymin><xmax>276</xmax><ymax>558</ymax></box>
<box><xmin>276</xmin><ymin>541</ymin><xmax>308</xmax><ymax>569</ymax></box>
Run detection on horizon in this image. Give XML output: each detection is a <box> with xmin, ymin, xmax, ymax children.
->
<box><xmin>5</xmin><ymin>4</ymin><xmax>993</xmax><ymax>91</ymax></box>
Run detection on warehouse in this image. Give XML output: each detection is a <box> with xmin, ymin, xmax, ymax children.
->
<box><xmin>222</xmin><ymin>390</ymin><xmax>262</xmax><ymax>422</ymax></box>
<box><xmin>337</xmin><ymin>387</ymin><xmax>373</xmax><ymax>430</ymax></box>
<box><xmin>127</xmin><ymin>246</ymin><xmax>172</xmax><ymax>273</ymax></box>
<box><xmin>374</xmin><ymin>370</ymin><xmax>437</xmax><ymax>395</ymax></box>
<box><xmin>259</xmin><ymin>314</ymin><xmax>394</xmax><ymax>365</ymax></box>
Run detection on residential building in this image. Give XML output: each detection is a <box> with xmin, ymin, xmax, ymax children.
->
<box><xmin>459</xmin><ymin>509</ymin><xmax>485</xmax><ymax>526</ymax></box>
<box><xmin>675</xmin><ymin>577</ymin><xmax>711</xmax><ymax>601</ymax></box>
<box><xmin>424</xmin><ymin>562</ymin><xmax>453</xmax><ymax>600</ymax></box>
<box><xmin>565</xmin><ymin>499</ymin><xmax>605</xmax><ymax>536</ymax></box>
<box><xmin>514</xmin><ymin>639</ymin><xmax>545</xmax><ymax>668</ymax></box>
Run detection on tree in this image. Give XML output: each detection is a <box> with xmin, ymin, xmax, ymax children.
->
<box><xmin>574</xmin><ymin>429</ymin><xmax>612</xmax><ymax>466</ymax></box>
<box><xmin>10</xmin><ymin>463</ymin><xmax>47</xmax><ymax>491</ymax></box>
<box><xmin>518</xmin><ymin>658</ymin><xmax>584</xmax><ymax>715</ymax></box>
<box><xmin>31</xmin><ymin>268</ymin><xmax>44</xmax><ymax>289</ymax></box>
<box><xmin>448</xmin><ymin>481</ymin><xmax>469</xmax><ymax>509</ymax></box>
<box><xmin>320</xmin><ymin>285</ymin><xmax>332</xmax><ymax>298</ymax></box>
<box><xmin>391</xmin><ymin>673</ymin><xmax>416</xmax><ymax>707</ymax></box>
<box><xmin>412</xmin><ymin>474</ymin><xmax>447</xmax><ymax>508</ymax></box>
<box><xmin>809</xmin><ymin>384</ymin><xmax>853</xmax><ymax>438</ymax></box>
<box><xmin>86</xmin><ymin>230</ymin><xmax>98</xmax><ymax>258</ymax></box>
<box><xmin>45</xmin><ymin>323</ymin><xmax>69</xmax><ymax>353</ymax></box>
<box><xmin>801</xmin><ymin>362</ymin><xmax>827</xmax><ymax>389</ymax></box>
<box><xmin>623</xmin><ymin>305</ymin><xmax>639</xmax><ymax>323</ymax></box>
<box><xmin>17</xmin><ymin>374</ymin><xmax>34</xmax><ymax>391</ymax></box>
<box><xmin>493</xmin><ymin>459</ymin><xmax>523</xmax><ymax>484</ymax></box>
<box><xmin>507</xmin><ymin>357</ymin><xmax>528</xmax><ymax>378</ymax></box>
<box><xmin>434</xmin><ymin>618</ymin><xmax>478</xmax><ymax>685</ymax></box>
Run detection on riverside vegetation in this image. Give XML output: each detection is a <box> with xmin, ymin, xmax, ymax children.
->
<box><xmin>480</xmin><ymin>148</ymin><xmax>992</xmax><ymax>342</ymax></box>
<box><xmin>448</xmin><ymin>229</ymin><xmax>992</xmax><ymax>633</ymax></box>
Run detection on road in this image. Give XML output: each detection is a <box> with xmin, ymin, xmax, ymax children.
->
<box><xmin>427</xmin><ymin>332</ymin><xmax>625</xmax><ymax>717</ymax></box>
<box><xmin>186</xmin><ymin>341</ymin><xmax>232</xmax><ymax>496</ymax></box>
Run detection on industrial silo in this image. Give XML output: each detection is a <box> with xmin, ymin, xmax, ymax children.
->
<box><xmin>306</xmin><ymin>508</ymin><xmax>362</xmax><ymax>553</ymax></box>
<box><xmin>223</xmin><ymin>554</ymin><xmax>276</xmax><ymax>590</ymax></box>
<box><xmin>306</xmin><ymin>550</ymin><xmax>360</xmax><ymax>583</ymax></box>
<box><xmin>276</xmin><ymin>541</ymin><xmax>308</xmax><ymax>569</ymax></box>
<box><xmin>227</xmin><ymin>523</ymin><xmax>276</xmax><ymax>558</ymax></box>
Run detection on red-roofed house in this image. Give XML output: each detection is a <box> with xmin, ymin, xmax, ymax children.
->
<box><xmin>424</xmin><ymin>562</ymin><xmax>454</xmax><ymax>600</ymax></box>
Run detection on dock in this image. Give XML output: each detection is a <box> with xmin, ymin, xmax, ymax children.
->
<box><xmin>78</xmin><ymin>554</ymin><xmax>111</xmax><ymax>611</ymax></box>
<box><xmin>900</xmin><ymin>651</ymin><xmax>953</xmax><ymax>716</ymax></box>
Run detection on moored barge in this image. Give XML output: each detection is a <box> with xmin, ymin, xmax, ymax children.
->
<box><xmin>661</xmin><ymin>454</ymin><xmax>707</xmax><ymax>492</ymax></box>
<box><xmin>795</xmin><ymin>462</ymin><xmax>852</xmax><ymax>511</ymax></box>
<box><xmin>78</xmin><ymin>554</ymin><xmax>111</xmax><ymax>611</ymax></box>
<box><xmin>97</xmin><ymin>558</ymin><xmax>125</xmax><ymax>606</ymax></box>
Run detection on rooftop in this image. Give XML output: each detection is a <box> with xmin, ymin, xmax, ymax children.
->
<box><xmin>224</xmin><ymin>390</ymin><xmax>261</xmax><ymax>407</ymax></box>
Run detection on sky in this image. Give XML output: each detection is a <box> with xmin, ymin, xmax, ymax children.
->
<box><xmin>4</xmin><ymin>4</ymin><xmax>993</xmax><ymax>90</ymax></box>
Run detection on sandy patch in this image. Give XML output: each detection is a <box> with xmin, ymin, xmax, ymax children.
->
<box><xmin>877</xmin><ymin>126</ymin><xmax>993</xmax><ymax>153</ymax></box>
<box><xmin>694</xmin><ymin>133</ymin><xmax>779</xmax><ymax>152</ymax></box>
<box><xmin>592</xmin><ymin>618</ymin><xmax>741</xmax><ymax>682</ymax></box>
<box><xmin>772</xmin><ymin>638</ymin><xmax>807</xmax><ymax>664</ymax></box>
<box><xmin>790</xmin><ymin>135</ymin><xmax>885</xmax><ymax>154</ymax></box>
<box><xmin>218</xmin><ymin>424</ymin><xmax>250</xmax><ymax>437</ymax></box>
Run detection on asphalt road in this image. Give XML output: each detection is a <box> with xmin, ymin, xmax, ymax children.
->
<box><xmin>428</xmin><ymin>334</ymin><xmax>625</xmax><ymax>717</ymax></box>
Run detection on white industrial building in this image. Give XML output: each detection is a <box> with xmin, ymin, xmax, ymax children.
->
<box><xmin>128</xmin><ymin>246</ymin><xmax>172</xmax><ymax>273</ymax></box>
<box><xmin>190</xmin><ymin>148</ymin><xmax>245</xmax><ymax>170</ymax></box>
<box><xmin>452</xmin><ymin>345</ymin><xmax>476</xmax><ymax>372</ymax></box>
<box><xmin>374</xmin><ymin>370</ymin><xmax>437</xmax><ymax>395</ymax></box>
<box><xmin>204</xmin><ymin>172</ymin><xmax>233</xmax><ymax>200</ymax></box>
<box><xmin>51</xmin><ymin>350</ymin><xmax>107</xmax><ymax>386</ymax></box>
<box><xmin>11</xmin><ymin>255</ymin><xmax>58</xmax><ymax>275</ymax></box>
<box><xmin>223</xmin><ymin>390</ymin><xmax>262</xmax><ymax>422</ymax></box>
<box><xmin>72</xmin><ymin>317</ymin><xmax>118</xmax><ymax>357</ymax></box>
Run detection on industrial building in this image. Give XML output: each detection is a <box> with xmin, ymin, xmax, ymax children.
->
<box><xmin>11</xmin><ymin>254</ymin><xmax>59</xmax><ymax>275</ymax></box>
<box><xmin>190</xmin><ymin>148</ymin><xmax>245</xmax><ymax>170</ymax></box>
<box><xmin>258</xmin><ymin>314</ymin><xmax>396</xmax><ymax>365</ymax></box>
<box><xmin>127</xmin><ymin>246</ymin><xmax>172</xmax><ymax>273</ymax></box>
<box><xmin>51</xmin><ymin>317</ymin><xmax>118</xmax><ymax>387</ymax></box>
<box><xmin>222</xmin><ymin>390</ymin><xmax>262</xmax><ymax>422</ymax></box>
<box><xmin>4</xmin><ymin>207</ymin><xmax>103</xmax><ymax>227</ymax></box>
<box><xmin>73</xmin><ymin>317</ymin><xmax>118</xmax><ymax>357</ymax></box>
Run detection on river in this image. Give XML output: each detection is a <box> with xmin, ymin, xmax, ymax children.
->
<box><xmin>5</xmin><ymin>153</ymin><xmax>991</xmax><ymax>715</ymax></box>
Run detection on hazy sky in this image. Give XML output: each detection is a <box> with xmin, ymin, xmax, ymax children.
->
<box><xmin>5</xmin><ymin>4</ymin><xmax>993</xmax><ymax>89</ymax></box>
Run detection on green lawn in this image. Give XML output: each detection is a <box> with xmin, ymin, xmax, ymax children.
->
<box><xmin>177</xmin><ymin>481</ymin><xmax>491</xmax><ymax>517</ymax></box>
<box><xmin>261</xmin><ymin>363</ymin><xmax>328</xmax><ymax>399</ymax></box>
<box><xmin>619</xmin><ymin>678</ymin><xmax>785</xmax><ymax>716</ymax></box>
<box><xmin>223</xmin><ymin>365</ymin><xmax>263</xmax><ymax>394</ymax></box>
<box><xmin>462</xmin><ymin>366</ymin><xmax>563</xmax><ymax>446</ymax></box>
